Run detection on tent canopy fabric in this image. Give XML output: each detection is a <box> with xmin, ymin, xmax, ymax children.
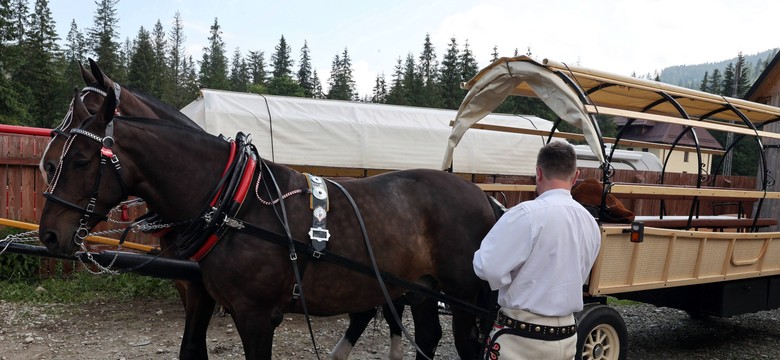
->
<box><xmin>181</xmin><ymin>89</ymin><xmax>553</xmax><ymax>176</ymax></box>
<box><xmin>442</xmin><ymin>57</ymin><xmax>604</xmax><ymax>170</ymax></box>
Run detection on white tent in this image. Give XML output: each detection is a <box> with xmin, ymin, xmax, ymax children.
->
<box><xmin>181</xmin><ymin>89</ymin><xmax>553</xmax><ymax>176</ymax></box>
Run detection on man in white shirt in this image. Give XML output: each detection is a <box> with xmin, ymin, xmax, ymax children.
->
<box><xmin>473</xmin><ymin>141</ymin><xmax>601</xmax><ymax>360</ymax></box>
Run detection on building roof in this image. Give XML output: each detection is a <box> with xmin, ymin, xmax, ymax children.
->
<box><xmin>614</xmin><ymin>117</ymin><xmax>723</xmax><ymax>150</ymax></box>
<box><xmin>745</xmin><ymin>50</ymin><xmax>780</xmax><ymax>103</ymax></box>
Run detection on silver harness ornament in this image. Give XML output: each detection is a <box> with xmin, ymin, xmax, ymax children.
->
<box><xmin>305</xmin><ymin>174</ymin><xmax>330</xmax><ymax>255</ymax></box>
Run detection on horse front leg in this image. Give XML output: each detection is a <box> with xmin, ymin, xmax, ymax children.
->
<box><xmin>178</xmin><ymin>280</ymin><xmax>217</xmax><ymax>360</ymax></box>
<box><xmin>231</xmin><ymin>306</ymin><xmax>281</xmax><ymax>360</ymax></box>
<box><xmin>451</xmin><ymin>308</ymin><xmax>481</xmax><ymax>360</ymax></box>
<box><xmin>408</xmin><ymin>298</ymin><xmax>442</xmax><ymax>360</ymax></box>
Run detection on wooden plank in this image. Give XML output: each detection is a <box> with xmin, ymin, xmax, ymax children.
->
<box><xmin>465</xmin><ymin>122</ymin><xmax>724</xmax><ymax>155</ymax></box>
<box><xmin>586</xmin><ymin>105</ymin><xmax>780</xmax><ymax>141</ymax></box>
<box><xmin>609</xmin><ymin>184</ymin><xmax>780</xmax><ymax>200</ymax></box>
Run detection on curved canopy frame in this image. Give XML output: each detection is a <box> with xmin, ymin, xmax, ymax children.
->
<box><xmin>443</xmin><ymin>56</ymin><xmax>780</xmax><ymax>231</ymax></box>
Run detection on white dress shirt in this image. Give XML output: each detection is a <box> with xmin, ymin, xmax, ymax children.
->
<box><xmin>473</xmin><ymin>188</ymin><xmax>601</xmax><ymax>317</ymax></box>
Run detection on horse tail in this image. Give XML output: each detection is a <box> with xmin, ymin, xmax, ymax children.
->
<box><xmin>485</xmin><ymin>194</ymin><xmax>506</xmax><ymax>221</ymax></box>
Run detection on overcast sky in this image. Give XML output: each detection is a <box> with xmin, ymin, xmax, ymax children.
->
<box><xmin>50</xmin><ymin>0</ymin><xmax>780</xmax><ymax>97</ymax></box>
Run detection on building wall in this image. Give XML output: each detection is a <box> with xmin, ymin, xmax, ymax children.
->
<box><xmin>648</xmin><ymin>148</ymin><xmax>713</xmax><ymax>174</ymax></box>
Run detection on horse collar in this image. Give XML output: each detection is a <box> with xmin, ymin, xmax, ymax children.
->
<box><xmin>181</xmin><ymin>133</ymin><xmax>257</xmax><ymax>261</ymax></box>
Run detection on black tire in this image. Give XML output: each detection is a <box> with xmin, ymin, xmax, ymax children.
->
<box><xmin>575</xmin><ymin>304</ymin><xmax>628</xmax><ymax>360</ymax></box>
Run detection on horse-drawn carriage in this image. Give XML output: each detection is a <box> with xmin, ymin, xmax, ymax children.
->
<box><xmin>443</xmin><ymin>56</ymin><xmax>780</xmax><ymax>360</ymax></box>
<box><xmin>4</xmin><ymin>55</ymin><xmax>780</xmax><ymax>360</ymax></box>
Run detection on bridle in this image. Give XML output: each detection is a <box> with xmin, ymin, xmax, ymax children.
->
<box><xmin>49</xmin><ymin>83</ymin><xmax>122</xmax><ymax>140</ymax></box>
<box><xmin>43</xmin><ymin>119</ymin><xmax>126</xmax><ymax>245</ymax></box>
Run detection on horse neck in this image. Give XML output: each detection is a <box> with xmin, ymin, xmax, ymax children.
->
<box><xmin>116</xmin><ymin>119</ymin><xmax>229</xmax><ymax>222</ymax></box>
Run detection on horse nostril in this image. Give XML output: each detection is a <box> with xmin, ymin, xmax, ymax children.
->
<box><xmin>41</xmin><ymin>230</ymin><xmax>58</xmax><ymax>246</ymax></box>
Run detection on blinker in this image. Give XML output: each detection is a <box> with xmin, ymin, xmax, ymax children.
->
<box><xmin>102</xmin><ymin>136</ymin><xmax>115</xmax><ymax>148</ymax></box>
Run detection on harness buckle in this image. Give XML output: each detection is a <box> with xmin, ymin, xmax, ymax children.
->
<box><xmin>292</xmin><ymin>284</ymin><xmax>301</xmax><ymax>299</ymax></box>
<box><xmin>312</xmin><ymin>251</ymin><xmax>323</xmax><ymax>259</ymax></box>
<box><xmin>308</xmin><ymin>227</ymin><xmax>330</xmax><ymax>242</ymax></box>
<box><xmin>290</xmin><ymin>252</ymin><xmax>298</xmax><ymax>261</ymax></box>
<box><xmin>223</xmin><ymin>216</ymin><xmax>245</xmax><ymax>230</ymax></box>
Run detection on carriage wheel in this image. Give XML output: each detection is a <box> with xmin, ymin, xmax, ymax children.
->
<box><xmin>575</xmin><ymin>304</ymin><xmax>627</xmax><ymax>360</ymax></box>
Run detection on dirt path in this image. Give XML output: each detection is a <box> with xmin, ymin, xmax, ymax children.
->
<box><xmin>1</xmin><ymin>298</ymin><xmax>780</xmax><ymax>359</ymax></box>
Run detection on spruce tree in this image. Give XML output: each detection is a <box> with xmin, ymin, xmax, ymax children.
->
<box><xmin>167</xmin><ymin>11</ymin><xmax>187</xmax><ymax>107</ymax></box>
<box><xmin>721</xmin><ymin>62</ymin><xmax>735</xmax><ymax>96</ymax></box>
<box><xmin>247</xmin><ymin>50</ymin><xmax>267</xmax><ymax>86</ymax></box>
<box><xmin>371</xmin><ymin>73</ymin><xmax>387</xmax><ymax>103</ymax></box>
<box><xmin>298</xmin><ymin>40</ymin><xmax>314</xmax><ymax>97</ymax></box>
<box><xmin>385</xmin><ymin>57</ymin><xmax>406</xmax><ymax>105</ymax></box>
<box><xmin>150</xmin><ymin>20</ymin><xmax>169</xmax><ymax>99</ymax></box>
<box><xmin>438</xmin><ymin>37</ymin><xmax>461</xmax><ymax>109</ymax></box>
<box><xmin>459</xmin><ymin>39</ymin><xmax>479</xmax><ymax>82</ymax></box>
<box><xmin>311</xmin><ymin>69</ymin><xmax>323</xmax><ymax>98</ymax></box>
<box><xmin>127</xmin><ymin>26</ymin><xmax>155</xmax><ymax>93</ymax></box>
<box><xmin>326</xmin><ymin>48</ymin><xmax>356</xmax><ymax>100</ymax></box>
<box><xmin>491</xmin><ymin>45</ymin><xmax>499</xmax><ymax>62</ymax></box>
<box><xmin>735</xmin><ymin>52</ymin><xmax>751</xmax><ymax>98</ymax></box>
<box><xmin>228</xmin><ymin>47</ymin><xmax>249</xmax><ymax>92</ymax></box>
<box><xmin>699</xmin><ymin>71</ymin><xmax>709</xmax><ymax>92</ymax></box>
<box><xmin>709</xmin><ymin>68</ymin><xmax>722</xmax><ymax>94</ymax></box>
<box><xmin>0</xmin><ymin>0</ymin><xmax>30</xmax><ymax>124</ymax></box>
<box><xmin>401</xmin><ymin>53</ymin><xmax>422</xmax><ymax>105</ymax></box>
<box><xmin>417</xmin><ymin>33</ymin><xmax>439</xmax><ymax>107</ymax></box>
<box><xmin>271</xmin><ymin>35</ymin><xmax>293</xmax><ymax>78</ymax></box>
<box><xmin>88</xmin><ymin>0</ymin><xmax>121</xmax><ymax>79</ymax></box>
<box><xmin>198</xmin><ymin>18</ymin><xmax>229</xmax><ymax>90</ymax></box>
<box><xmin>19</xmin><ymin>0</ymin><xmax>64</xmax><ymax>127</ymax></box>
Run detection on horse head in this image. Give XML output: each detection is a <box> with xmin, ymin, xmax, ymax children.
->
<box><xmin>39</xmin><ymin>88</ymin><xmax>128</xmax><ymax>255</ymax></box>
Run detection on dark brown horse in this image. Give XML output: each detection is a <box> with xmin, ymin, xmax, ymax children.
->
<box><xmin>39</xmin><ymin>60</ymin><xmax>215</xmax><ymax>360</ymax></box>
<box><xmin>39</xmin><ymin>87</ymin><xmax>496</xmax><ymax>359</ymax></box>
<box><xmin>46</xmin><ymin>61</ymin><xmax>448</xmax><ymax>359</ymax></box>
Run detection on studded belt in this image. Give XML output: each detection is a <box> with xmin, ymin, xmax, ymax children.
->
<box><xmin>495</xmin><ymin>312</ymin><xmax>577</xmax><ymax>341</ymax></box>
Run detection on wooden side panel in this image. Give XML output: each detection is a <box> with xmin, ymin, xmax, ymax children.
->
<box><xmin>589</xmin><ymin>227</ymin><xmax>780</xmax><ymax>295</ymax></box>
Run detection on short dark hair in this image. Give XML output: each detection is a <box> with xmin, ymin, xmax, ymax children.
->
<box><xmin>537</xmin><ymin>141</ymin><xmax>577</xmax><ymax>180</ymax></box>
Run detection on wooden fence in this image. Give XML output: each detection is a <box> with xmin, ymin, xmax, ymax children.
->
<box><xmin>0</xmin><ymin>131</ymin><xmax>761</xmax><ymax>275</ymax></box>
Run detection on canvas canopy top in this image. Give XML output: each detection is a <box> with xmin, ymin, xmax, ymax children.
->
<box><xmin>181</xmin><ymin>89</ymin><xmax>553</xmax><ymax>176</ymax></box>
<box><xmin>442</xmin><ymin>56</ymin><xmax>780</xmax><ymax>171</ymax></box>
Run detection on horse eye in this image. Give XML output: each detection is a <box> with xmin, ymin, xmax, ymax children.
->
<box><xmin>74</xmin><ymin>158</ymin><xmax>90</xmax><ymax>168</ymax></box>
<box><xmin>44</xmin><ymin>162</ymin><xmax>56</xmax><ymax>175</ymax></box>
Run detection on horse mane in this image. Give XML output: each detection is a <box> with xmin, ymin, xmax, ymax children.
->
<box><xmin>122</xmin><ymin>86</ymin><xmax>202</xmax><ymax>130</ymax></box>
<box><xmin>111</xmin><ymin>115</ymin><xmax>210</xmax><ymax>138</ymax></box>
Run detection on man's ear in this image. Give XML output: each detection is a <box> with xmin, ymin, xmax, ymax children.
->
<box><xmin>536</xmin><ymin>166</ymin><xmax>543</xmax><ymax>180</ymax></box>
<box><xmin>571</xmin><ymin>169</ymin><xmax>580</xmax><ymax>186</ymax></box>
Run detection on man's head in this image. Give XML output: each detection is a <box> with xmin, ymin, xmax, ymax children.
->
<box><xmin>536</xmin><ymin>141</ymin><xmax>579</xmax><ymax>193</ymax></box>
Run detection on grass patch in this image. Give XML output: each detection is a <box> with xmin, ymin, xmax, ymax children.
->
<box><xmin>0</xmin><ymin>271</ymin><xmax>179</xmax><ymax>303</ymax></box>
<box><xmin>607</xmin><ymin>296</ymin><xmax>640</xmax><ymax>306</ymax></box>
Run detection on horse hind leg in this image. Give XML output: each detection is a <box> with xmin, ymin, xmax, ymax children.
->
<box><xmin>330</xmin><ymin>308</ymin><xmax>378</xmax><ymax>360</ymax></box>
<box><xmin>381</xmin><ymin>302</ymin><xmax>406</xmax><ymax>360</ymax></box>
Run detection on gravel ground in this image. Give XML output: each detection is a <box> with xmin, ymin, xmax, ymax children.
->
<box><xmin>0</xmin><ymin>298</ymin><xmax>778</xmax><ymax>359</ymax></box>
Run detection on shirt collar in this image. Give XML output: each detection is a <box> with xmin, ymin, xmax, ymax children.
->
<box><xmin>537</xmin><ymin>188</ymin><xmax>572</xmax><ymax>199</ymax></box>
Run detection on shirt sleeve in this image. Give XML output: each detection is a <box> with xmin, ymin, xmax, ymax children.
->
<box><xmin>473</xmin><ymin>207</ymin><xmax>534</xmax><ymax>291</ymax></box>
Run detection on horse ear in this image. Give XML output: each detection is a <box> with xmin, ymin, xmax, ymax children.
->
<box><xmin>99</xmin><ymin>86</ymin><xmax>118</xmax><ymax>124</ymax></box>
<box><xmin>88</xmin><ymin>58</ymin><xmax>111</xmax><ymax>89</ymax></box>
<box><xmin>80</xmin><ymin>62</ymin><xmax>96</xmax><ymax>86</ymax></box>
<box><xmin>72</xmin><ymin>88</ymin><xmax>90</xmax><ymax>122</ymax></box>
